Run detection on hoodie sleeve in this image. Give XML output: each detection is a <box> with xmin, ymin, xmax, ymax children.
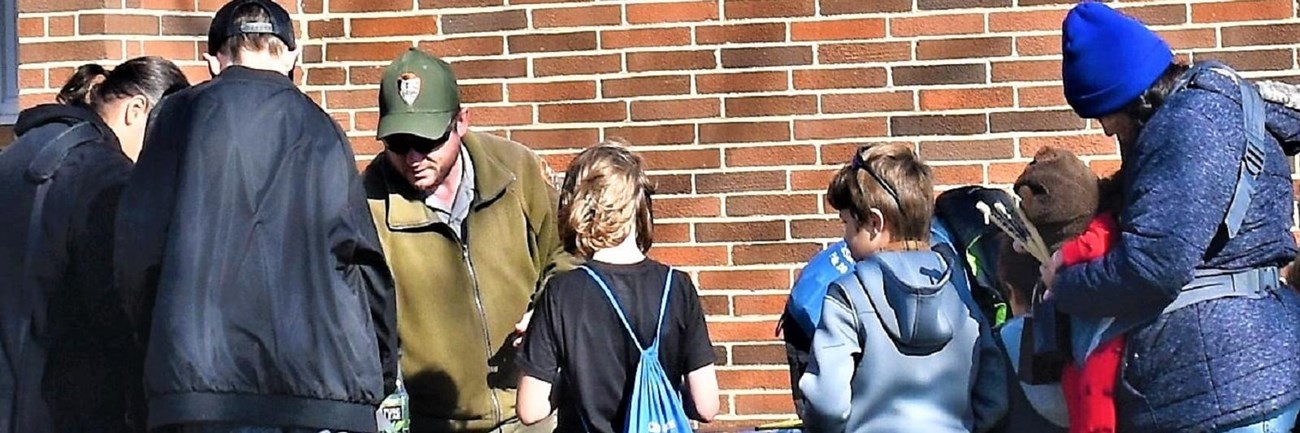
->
<box><xmin>1053</xmin><ymin>106</ymin><xmax>1234</xmax><ymax>318</ymax></box>
<box><xmin>798</xmin><ymin>283</ymin><xmax>859</xmax><ymax>433</ymax></box>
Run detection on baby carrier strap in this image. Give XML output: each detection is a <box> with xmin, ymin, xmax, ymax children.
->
<box><xmin>1171</xmin><ymin>61</ymin><xmax>1269</xmax><ymax>240</ymax></box>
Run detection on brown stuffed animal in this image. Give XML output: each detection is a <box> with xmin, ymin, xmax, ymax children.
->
<box><xmin>1014</xmin><ymin>147</ymin><xmax>1101</xmax><ymax>250</ymax></box>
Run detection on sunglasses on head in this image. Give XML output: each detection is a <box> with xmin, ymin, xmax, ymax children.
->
<box><xmin>384</xmin><ymin>117</ymin><xmax>456</xmax><ymax>155</ymax></box>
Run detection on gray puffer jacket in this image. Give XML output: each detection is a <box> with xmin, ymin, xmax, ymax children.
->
<box><xmin>799</xmin><ymin>250</ymin><xmax>1007</xmax><ymax>433</ymax></box>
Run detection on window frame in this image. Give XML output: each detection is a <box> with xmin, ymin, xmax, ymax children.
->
<box><xmin>1</xmin><ymin>0</ymin><xmax>18</xmax><ymax>125</ymax></box>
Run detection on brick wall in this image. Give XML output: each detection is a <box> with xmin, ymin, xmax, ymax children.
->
<box><xmin>14</xmin><ymin>0</ymin><xmax>1300</xmax><ymax>425</ymax></box>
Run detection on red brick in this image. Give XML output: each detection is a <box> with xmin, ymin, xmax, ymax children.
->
<box><xmin>728</xmin><ymin>195</ymin><xmax>819</xmax><ymax>218</ymax></box>
<box><xmin>654</xmin><ymin>223</ymin><xmax>691</xmax><ymax>244</ymax></box>
<box><xmin>699</xmin><ymin>122</ymin><xmax>791</xmax><ymax>144</ymax></box>
<box><xmin>791</xmin><ymin>218</ymin><xmax>840</xmax><ymax>239</ymax></box>
<box><xmin>441</xmin><ymin>10</ymin><xmax>527</xmax><ymax>34</ymax></box>
<box><xmin>932</xmin><ymin>165</ymin><xmax>984</xmax><ymax>185</ymax></box>
<box><xmin>697</xmin><ymin>221</ymin><xmax>786</xmax><ymax>243</ymax></box>
<box><xmin>630</xmin><ymin>98</ymin><xmax>722</xmax><ymax>121</ymax></box>
<box><xmin>1090</xmin><ymin>159</ymin><xmax>1122</xmax><ymax>178</ymax></box>
<box><xmin>351</xmin><ymin>16</ymin><xmax>438</xmax><ymax>38</ymax></box>
<box><xmin>1157</xmin><ymin>28</ymin><xmax>1217</xmax><ymax>50</ymax></box>
<box><xmin>819</xmin><ymin>42</ymin><xmax>911</xmax><ymax>64</ymax></box>
<box><xmin>641</xmin><ymin>149</ymin><xmax>722</xmax><ymax>170</ymax></box>
<box><xmin>329</xmin><ymin>0</ymin><xmax>410</xmax><ymax>12</ymax></box>
<box><xmin>325</xmin><ymin>89</ymin><xmax>379</xmax><ymax>110</ymax></box>
<box><xmin>461</xmin><ymin>83</ymin><xmax>503</xmax><ymax>104</ymax></box>
<box><xmin>80</xmin><ymin>14</ymin><xmax>160</xmax><ymax>35</ymax></box>
<box><xmin>919</xmin><ymin>139</ymin><xmax>1014</xmax><ymax>161</ymax></box>
<box><xmin>533</xmin><ymin>5</ymin><xmax>622</xmax><ymax>28</ymax></box>
<box><xmin>1017</xmin><ymin>35</ymin><xmax>1062</xmax><ymax>56</ymax></box>
<box><xmin>472</xmin><ymin>106</ymin><xmax>534</xmax><ymax>127</ymax></box>
<box><xmin>657</xmin><ymin>197</ymin><xmax>722</xmax><ymax>218</ymax></box>
<box><xmin>725</xmin><ymin>145</ymin><xmax>817</xmax><ymax>167</ymax></box>
<box><xmin>918</xmin><ymin>37</ymin><xmax>1012</xmax><ymax>60</ymax></box>
<box><xmin>733</xmin><ymin>345</ymin><xmax>787</xmax><ymax>365</ymax></box>
<box><xmin>18</xmin><ymin>68</ymin><xmax>45</xmax><ymax>90</ymax></box>
<box><xmin>697</xmin><ymin>170</ymin><xmax>787</xmax><ymax>193</ymax></box>
<box><xmin>891</xmin><ymin>14</ymin><xmax>984</xmax><ymax>37</ymax></box>
<box><xmin>919</xmin><ymin>0</ymin><xmax>1008</xmax><ymax>9</ymax></box>
<box><xmin>327</xmin><ymin>42</ymin><xmax>411</xmax><ymax>62</ymax></box>
<box><xmin>722</xmin><ymin>46</ymin><xmax>814</xmax><ymax>68</ymax></box>
<box><xmin>1018</xmin><ymin>85</ymin><xmax>1067</xmax><ymax>108</ymax></box>
<box><xmin>22</xmin><ymin>0</ymin><xmax>111</xmax><ymax>12</ymax></box>
<box><xmin>793</xmin><ymin>68</ymin><xmax>887</xmax><ymax>90</ymax></box>
<box><xmin>605</xmin><ymin>125</ymin><xmax>697</xmax><ymax>146</ymax></box>
<box><xmin>602</xmin><ymin>75</ymin><xmax>692</xmax><ymax>98</ymax></box>
<box><xmin>892</xmin><ymin>114</ymin><xmax>988</xmax><ymax>136</ymax></box>
<box><xmin>534</xmin><ymin>54</ymin><xmax>622</xmax><ymax>77</ymax></box>
<box><xmin>309</xmin><ymin>20</ymin><xmax>344</xmax><ymax>38</ymax></box>
<box><xmin>19</xmin><ymin>41</ymin><xmax>114</xmax><ymax>63</ymax></box>
<box><xmin>734</xmin><ymin>295</ymin><xmax>788</xmax><ymax>317</ymax></box>
<box><xmin>508</xmin><ymin>32</ymin><xmax>597</xmax><ymax>54</ymax></box>
<box><xmin>355</xmin><ymin>112</ymin><xmax>380</xmax><ymax>132</ymax></box>
<box><xmin>989</xmin><ymin>162</ymin><xmax>1028</xmax><ymax>184</ymax></box>
<box><xmin>626</xmin><ymin>1</ymin><xmax>719</xmax><ymax>24</ymax></box>
<box><xmin>920</xmin><ymin>88</ymin><xmax>1014</xmax><ymax>111</ymax></box>
<box><xmin>700</xmin><ymin>295</ymin><xmax>731</xmax><ymax>316</ymax></box>
<box><xmin>1120</xmin><ymin>4</ymin><xmax>1188</xmax><ymax>26</ymax></box>
<box><xmin>696</xmin><ymin>71</ymin><xmax>789</xmax><ymax>94</ymax></box>
<box><xmin>1020</xmin><ymin>134</ymin><xmax>1117</xmax><ymax>157</ymax></box>
<box><xmin>648</xmin><ymin>246</ymin><xmax>728</xmax><ymax>267</ymax></box>
<box><xmin>136</xmin><ymin>41</ymin><xmax>198</xmax><ymax>61</ymax></box>
<box><xmin>18</xmin><ymin>17</ymin><xmax>43</xmax><ymax>38</ymax></box>
<box><xmin>696</xmin><ymin>23</ymin><xmax>787</xmax><ymax>45</ymax></box>
<box><xmin>510</xmin><ymin>128</ymin><xmax>600</xmax><ymax>150</ymax></box>
<box><xmin>724</xmin><ymin>0</ymin><xmax>814</xmax><ymax>19</ymax></box>
<box><xmin>1223</xmin><ymin>24</ymin><xmax>1300</xmax><ymax>47</ymax></box>
<box><xmin>733</xmin><ymin>394</ymin><xmax>796</xmax><ymax>415</ymax></box>
<box><xmin>709</xmin><ymin>321</ymin><xmax>782</xmax><ymax>342</ymax></box>
<box><xmin>718</xmin><ymin>369</ymin><xmax>789</xmax><ymax>390</ymax></box>
<box><xmin>418</xmin><ymin>37</ymin><xmax>505</xmax><ymax>58</ymax></box>
<box><xmin>48</xmin><ymin>16</ymin><xmax>75</xmax><ymax>37</ymax></box>
<box><xmin>602</xmin><ymin>28</ymin><xmax>692</xmax><ymax>49</ymax></box>
<box><xmin>794</xmin><ymin>118</ymin><xmax>888</xmax><ymax>140</ymax></box>
<box><xmin>538</xmin><ymin>102</ymin><xmax>627</xmax><ymax>123</ymax></box>
<box><xmin>699</xmin><ymin>269</ymin><xmax>788</xmax><ymax>291</ymax></box>
<box><xmin>507</xmin><ymin>81</ymin><xmax>596</xmax><ymax>103</ymax></box>
<box><xmin>725</xmin><ymin>95</ymin><xmax>817</xmax><ymax>118</ymax></box>
<box><xmin>791</xmin><ymin>168</ymin><xmax>837</xmax><ymax>191</ymax></box>
<box><xmin>821</xmin><ymin>92</ymin><xmax>914</xmax><ymax>115</ymax></box>
<box><xmin>651</xmin><ymin>174</ymin><xmax>691</xmax><ymax>194</ymax></box>
<box><xmin>988</xmin><ymin>10</ymin><xmax>1065</xmax><ymax>32</ymax></box>
<box><xmin>822</xmin><ymin>0</ymin><xmax>910</xmax><ymax>14</ymax></box>
<box><xmin>791</xmin><ymin>18</ymin><xmax>884</xmax><ymax>41</ymax></box>
<box><xmin>1192</xmin><ymin>0</ymin><xmax>1292</xmax><ymax>23</ymax></box>
<box><xmin>451</xmin><ymin>59</ymin><xmax>528</xmax><ymax>80</ymax></box>
<box><xmin>628</xmin><ymin>50</ymin><xmax>717</xmax><ymax>72</ymax></box>
<box><xmin>992</xmin><ymin>60</ymin><xmax>1060</xmax><ymax>83</ymax></box>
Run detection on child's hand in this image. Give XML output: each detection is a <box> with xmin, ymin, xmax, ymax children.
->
<box><xmin>1039</xmin><ymin>250</ymin><xmax>1065</xmax><ymax>300</ymax></box>
<box><xmin>513</xmin><ymin>310</ymin><xmax>533</xmax><ymax>348</ymax></box>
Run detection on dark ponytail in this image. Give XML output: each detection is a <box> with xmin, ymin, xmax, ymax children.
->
<box><xmin>56</xmin><ymin>56</ymin><xmax>190</xmax><ymax>112</ymax></box>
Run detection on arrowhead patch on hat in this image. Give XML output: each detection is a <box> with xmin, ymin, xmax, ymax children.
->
<box><xmin>398</xmin><ymin>72</ymin><xmax>421</xmax><ymax>106</ymax></box>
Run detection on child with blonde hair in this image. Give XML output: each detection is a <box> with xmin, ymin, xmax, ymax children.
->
<box><xmin>516</xmin><ymin>141</ymin><xmax>719</xmax><ymax>433</ymax></box>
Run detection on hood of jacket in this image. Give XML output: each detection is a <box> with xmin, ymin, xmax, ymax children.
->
<box><xmin>15</xmin><ymin>104</ymin><xmax>114</xmax><ymax>140</ymax></box>
<box><xmin>859</xmin><ymin>251</ymin><xmax>957</xmax><ymax>351</ymax></box>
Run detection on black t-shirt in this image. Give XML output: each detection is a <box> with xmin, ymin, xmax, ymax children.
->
<box><xmin>517</xmin><ymin>259</ymin><xmax>715</xmax><ymax>433</ymax></box>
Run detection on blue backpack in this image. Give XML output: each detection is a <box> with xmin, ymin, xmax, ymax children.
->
<box><xmin>579</xmin><ymin>266</ymin><xmax>694</xmax><ymax>433</ymax></box>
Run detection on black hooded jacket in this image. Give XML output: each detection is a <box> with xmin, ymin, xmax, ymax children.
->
<box><xmin>0</xmin><ymin>104</ymin><xmax>141</xmax><ymax>433</ymax></box>
<box><xmin>113</xmin><ymin>66</ymin><xmax>398</xmax><ymax>432</ymax></box>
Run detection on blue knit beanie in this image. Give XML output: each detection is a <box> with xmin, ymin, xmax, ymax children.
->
<box><xmin>1062</xmin><ymin>2</ymin><xmax>1173</xmax><ymax>118</ymax></box>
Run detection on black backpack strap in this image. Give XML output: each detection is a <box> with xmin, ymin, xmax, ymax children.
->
<box><xmin>1171</xmin><ymin>62</ymin><xmax>1269</xmax><ymax>239</ymax></box>
<box><xmin>6</xmin><ymin>121</ymin><xmax>101</xmax><ymax>431</ymax></box>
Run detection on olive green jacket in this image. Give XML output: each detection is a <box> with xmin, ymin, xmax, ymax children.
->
<box><xmin>363</xmin><ymin>132</ymin><xmax>574</xmax><ymax>432</ymax></box>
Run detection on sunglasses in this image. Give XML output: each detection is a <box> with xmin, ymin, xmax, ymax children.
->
<box><xmin>384</xmin><ymin>117</ymin><xmax>457</xmax><ymax>155</ymax></box>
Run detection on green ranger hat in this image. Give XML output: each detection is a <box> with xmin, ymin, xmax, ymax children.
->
<box><xmin>378</xmin><ymin>48</ymin><xmax>461</xmax><ymax>141</ymax></box>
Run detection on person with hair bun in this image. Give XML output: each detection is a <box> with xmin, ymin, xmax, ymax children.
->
<box><xmin>0</xmin><ymin>56</ymin><xmax>188</xmax><ymax>433</ymax></box>
<box><xmin>515</xmin><ymin>141</ymin><xmax>720</xmax><ymax>433</ymax></box>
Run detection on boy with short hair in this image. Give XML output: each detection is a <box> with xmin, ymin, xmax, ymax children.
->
<box><xmin>114</xmin><ymin>1</ymin><xmax>397</xmax><ymax>432</ymax></box>
<box><xmin>799</xmin><ymin>143</ymin><xmax>1006</xmax><ymax>433</ymax></box>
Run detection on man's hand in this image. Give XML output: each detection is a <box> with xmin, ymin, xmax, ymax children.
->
<box><xmin>1039</xmin><ymin>250</ymin><xmax>1065</xmax><ymax>300</ymax></box>
<box><xmin>513</xmin><ymin>310</ymin><xmax>533</xmax><ymax>348</ymax></box>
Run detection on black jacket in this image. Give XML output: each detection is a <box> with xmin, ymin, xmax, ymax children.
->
<box><xmin>114</xmin><ymin>66</ymin><xmax>398</xmax><ymax>432</ymax></box>
<box><xmin>0</xmin><ymin>104</ymin><xmax>139</xmax><ymax>433</ymax></box>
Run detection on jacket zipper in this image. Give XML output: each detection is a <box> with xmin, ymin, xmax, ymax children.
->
<box><xmin>453</xmin><ymin>231</ymin><xmax>503</xmax><ymax>426</ymax></box>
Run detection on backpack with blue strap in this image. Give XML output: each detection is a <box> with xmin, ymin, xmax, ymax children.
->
<box><xmin>579</xmin><ymin>266</ymin><xmax>694</xmax><ymax>433</ymax></box>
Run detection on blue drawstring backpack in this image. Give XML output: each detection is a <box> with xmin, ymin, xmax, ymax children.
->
<box><xmin>580</xmin><ymin>266</ymin><xmax>694</xmax><ymax>433</ymax></box>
